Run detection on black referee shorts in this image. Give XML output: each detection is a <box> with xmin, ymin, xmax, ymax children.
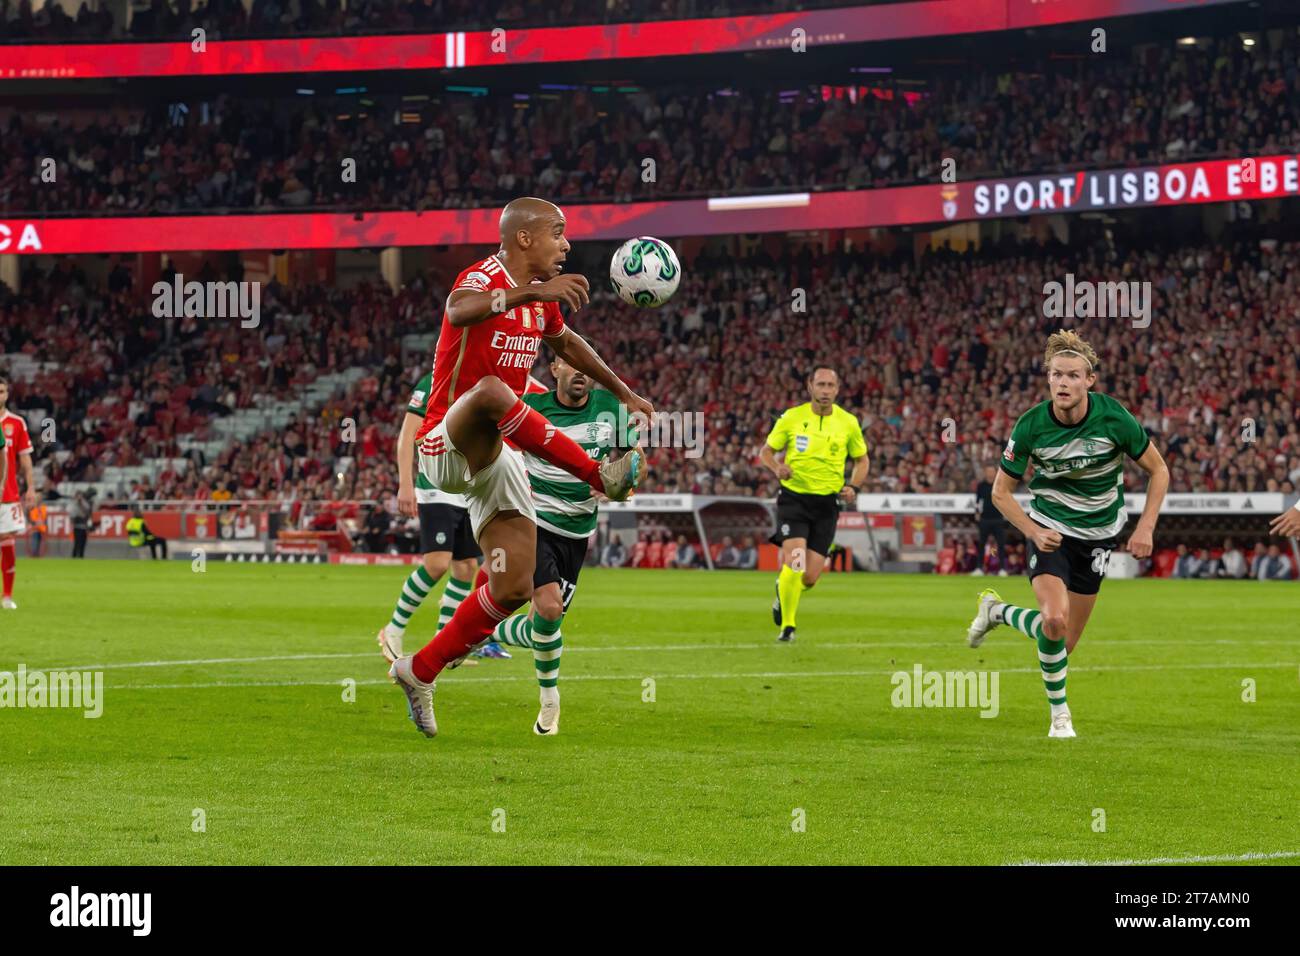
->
<box><xmin>418</xmin><ymin>502</ymin><xmax>482</xmax><ymax>561</ymax></box>
<box><xmin>769</xmin><ymin>488</ymin><xmax>839</xmax><ymax>557</ymax></box>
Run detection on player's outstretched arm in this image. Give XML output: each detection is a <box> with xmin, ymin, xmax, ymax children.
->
<box><xmin>1126</xmin><ymin>442</ymin><xmax>1168</xmax><ymax>559</ymax></box>
<box><xmin>991</xmin><ymin>468</ymin><xmax>1061</xmax><ymax>553</ymax></box>
<box><xmin>543</xmin><ymin>326</ymin><xmax>653</xmax><ymax>420</ymax></box>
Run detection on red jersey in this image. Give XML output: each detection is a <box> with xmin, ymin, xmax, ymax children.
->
<box><xmin>417</xmin><ymin>254</ymin><xmax>564</xmax><ymax>439</ymax></box>
<box><xmin>1</xmin><ymin>411</ymin><xmax>32</xmax><ymax>503</ymax></box>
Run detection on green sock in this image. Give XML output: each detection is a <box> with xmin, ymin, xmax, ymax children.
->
<box><xmin>530</xmin><ymin>614</ymin><xmax>563</xmax><ymax>691</ymax></box>
<box><xmin>436</xmin><ymin>576</ymin><xmax>472</xmax><ymax>633</ymax></box>
<box><xmin>492</xmin><ymin>614</ymin><xmax>536</xmax><ymax>649</ymax></box>
<box><xmin>999</xmin><ymin>604</ymin><xmax>1068</xmax><ymax>714</ymax></box>
<box><xmin>489</xmin><ymin>612</ymin><xmax>563</xmax><ymax>697</ymax></box>
<box><xmin>996</xmin><ymin>603</ymin><xmax>1045</xmax><ymax>640</ymax></box>
<box><xmin>777</xmin><ymin>564</ymin><xmax>805</xmax><ymax>629</ymax></box>
<box><xmin>389</xmin><ymin>565</ymin><xmax>438</xmax><ymax>632</ymax></box>
<box><xmin>1037</xmin><ymin>632</ymin><xmax>1068</xmax><ymax>715</ymax></box>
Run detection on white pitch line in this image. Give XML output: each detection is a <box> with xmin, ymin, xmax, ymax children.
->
<box><xmin>22</xmin><ymin>640</ymin><xmax>1300</xmax><ymax>675</ymax></box>
<box><xmin>105</xmin><ymin>660</ymin><xmax>1299</xmax><ymax>691</ymax></box>
<box><xmin>1015</xmin><ymin>849</ymin><xmax>1300</xmax><ymax>867</ymax></box>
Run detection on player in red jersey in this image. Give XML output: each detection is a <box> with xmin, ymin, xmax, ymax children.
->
<box><xmin>0</xmin><ymin>377</ymin><xmax>37</xmax><ymax>610</ymax></box>
<box><xmin>388</xmin><ymin>197</ymin><xmax>653</xmax><ymax>736</ymax></box>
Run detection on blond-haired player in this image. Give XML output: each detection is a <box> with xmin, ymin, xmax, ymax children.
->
<box><xmin>964</xmin><ymin>331</ymin><xmax>1170</xmax><ymax>738</ymax></box>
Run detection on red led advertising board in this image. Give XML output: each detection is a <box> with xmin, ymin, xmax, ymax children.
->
<box><xmin>0</xmin><ymin>0</ymin><xmax>1246</xmax><ymax>81</ymax></box>
<box><xmin>2</xmin><ymin>154</ymin><xmax>1291</xmax><ymax>255</ymax></box>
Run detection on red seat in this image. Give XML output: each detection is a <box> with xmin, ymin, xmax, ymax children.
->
<box><xmin>1152</xmin><ymin>549</ymin><xmax>1177</xmax><ymax>578</ymax></box>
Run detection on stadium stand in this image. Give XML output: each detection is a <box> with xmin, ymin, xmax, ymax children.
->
<box><xmin>4</xmin><ymin>27</ymin><xmax>1299</xmax><ymax>216</ymax></box>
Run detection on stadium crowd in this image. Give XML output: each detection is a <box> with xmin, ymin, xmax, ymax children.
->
<box><xmin>5</xmin><ymin>234</ymin><xmax>1298</xmax><ymax>520</ymax></box>
<box><xmin>4</xmin><ymin>28</ymin><xmax>1298</xmax><ymax>216</ymax></box>
<box><xmin>1</xmin><ymin>259</ymin><xmax>432</xmax><ymax>506</ymax></box>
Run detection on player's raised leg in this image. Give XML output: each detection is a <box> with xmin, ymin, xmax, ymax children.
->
<box><xmin>463</xmin><ymin>374</ymin><xmax>641</xmax><ymax>502</ymax></box>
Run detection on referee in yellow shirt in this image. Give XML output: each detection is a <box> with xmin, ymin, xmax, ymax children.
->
<box><xmin>759</xmin><ymin>365</ymin><xmax>869</xmax><ymax>642</ymax></box>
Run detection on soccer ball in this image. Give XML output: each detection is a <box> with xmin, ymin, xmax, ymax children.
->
<box><xmin>609</xmin><ymin>237</ymin><xmax>681</xmax><ymax>308</ymax></box>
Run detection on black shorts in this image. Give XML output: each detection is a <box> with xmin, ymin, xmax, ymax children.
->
<box><xmin>769</xmin><ymin>488</ymin><xmax>839</xmax><ymax>557</ymax></box>
<box><xmin>1026</xmin><ymin>523</ymin><xmax>1117</xmax><ymax>595</ymax></box>
<box><xmin>418</xmin><ymin>502</ymin><xmax>481</xmax><ymax>561</ymax></box>
<box><xmin>534</xmin><ymin>526</ymin><xmax>587</xmax><ymax>612</ymax></box>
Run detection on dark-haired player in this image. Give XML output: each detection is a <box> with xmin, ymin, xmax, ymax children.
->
<box><xmin>759</xmin><ymin>365</ymin><xmax>868</xmax><ymax>643</ymax></box>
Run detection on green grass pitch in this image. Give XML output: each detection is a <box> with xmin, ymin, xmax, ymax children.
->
<box><xmin>1</xmin><ymin>559</ymin><xmax>1297</xmax><ymax>865</ymax></box>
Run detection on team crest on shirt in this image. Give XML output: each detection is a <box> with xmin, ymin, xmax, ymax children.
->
<box><xmin>795</xmin><ymin>435</ymin><xmax>810</xmax><ymax>452</ymax></box>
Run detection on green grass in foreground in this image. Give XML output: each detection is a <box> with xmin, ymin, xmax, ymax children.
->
<box><xmin>0</xmin><ymin>560</ymin><xmax>1296</xmax><ymax>865</ymax></box>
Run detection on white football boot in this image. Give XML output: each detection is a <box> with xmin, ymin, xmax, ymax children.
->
<box><xmin>388</xmin><ymin>656</ymin><xmax>437</xmax><ymax>738</ymax></box>
<box><xmin>377</xmin><ymin>624</ymin><xmax>402</xmax><ymax>663</ymax></box>
<box><xmin>1048</xmin><ymin>709</ymin><xmax>1077</xmax><ymax>738</ymax></box>
<box><xmin>966</xmin><ymin>588</ymin><xmax>1002</xmax><ymax>648</ymax></box>
<box><xmin>599</xmin><ymin>449</ymin><xmax>642</xmax><ymax>502</ymax></box>
<box><xmin>1</xmin><ymin>597</ymin><xmax>16</xmax><ymax>610</ymax></box>
<box><xmin>534</xmin><ymin>688</ymin><xmax>560</xmax><ymax>736</ymax></box>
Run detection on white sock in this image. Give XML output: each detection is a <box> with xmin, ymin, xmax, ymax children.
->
<box><xmin>1049</xmin><ymin>702</ymin><xmax>1070</xmax><ymax>718</ymax></box>
<box><xmin>540</xmin><ymin>686</ymin><xmax>559</xmax><ymax>707</ymax></box>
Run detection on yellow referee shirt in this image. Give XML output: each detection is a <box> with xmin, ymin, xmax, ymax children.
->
<box><xmin>765</xmin><ymin>403</ymin><xmax>867</xmax><ymax>496</ymax></box>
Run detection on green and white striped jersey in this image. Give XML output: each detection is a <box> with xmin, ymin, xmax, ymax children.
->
<box><xmin>407</xmin><ymin>371</ymin><xmax>468</xmax><ymax>507</ymax></box>
<box><xmin>522</xmin><ymin>388</ymin><xmax>637</xmax><ymax>539</ymax></box>
<box><xmin>1001</xmin><ymin>391</ymin><xmax>1151</xmax><ymax>540</ymax></box>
